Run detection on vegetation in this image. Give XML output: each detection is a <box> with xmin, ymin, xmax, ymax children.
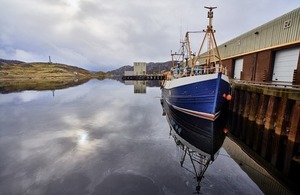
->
<box><xmin>0</xmin><ymin>59</ymin><xmax>107</xmax><ymax>93</ymax></box>
<box><xmin>0</xmin><ymin>62</ymin><xmax>92</xmax><ymax>78</ymax></box>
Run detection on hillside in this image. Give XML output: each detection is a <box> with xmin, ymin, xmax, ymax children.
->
<box><xmin>0</xmin><ymin>62</ymin><xmax>92</xmax><ymax>79</ymax></box>
<box><xmin>107</xmin><ymin>65</ymin><xmax>133</xmax><ymax>75</ymax></box>
<box><xmin>146</xmin><ymin>61</ymin><xmax>172</xmax><ymax>74</ymax></box>
<box><xmin>0</xmin><ymin>59</ymin><xmax>106</xmax><ymax>93</ymax></box>
<box><xmin>0</xmin><ymin>58</ymin><xmax>24</xmax><ymax>65</ymax></box>
<box><xmin>0</xmin><ymin>59</ymin><xmax>108</xmax><ymax>79</ymax></box>
<box><xmin>107</xmin><ymin>61</ymin><xmax>172</xmax><ymax>75</ymax></box>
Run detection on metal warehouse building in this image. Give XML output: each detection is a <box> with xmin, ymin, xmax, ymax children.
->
<box><xmin>218</xmin><ymin>7</ymin><xmax>300</xmax><ymax>84</ymax></box>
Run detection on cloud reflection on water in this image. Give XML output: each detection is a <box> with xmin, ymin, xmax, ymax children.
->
<box><xmin>0</xmin><ymin>79</ymin><xmax>180</xmax><ymax>194</ymax></box>
<box><xmin>0</xmin><ymin>79</ymin><xmax>263</xmax><ymax>195</ymax></box>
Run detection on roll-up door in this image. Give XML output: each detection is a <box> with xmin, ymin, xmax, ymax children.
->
<box><xmin>234</xmin><ymin>58</ymin><xmax>243</xmax><ymax>79</ymax></box>
<box><xmin>272</xmin><ymin>47</ymin><xmax>300</xmax><ymax>82</ymax></box>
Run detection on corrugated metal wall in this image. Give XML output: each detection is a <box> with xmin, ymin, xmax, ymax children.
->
<box><xmin>202</xmin><ymin>7</ymin><xmax>300</xmax><ymax>61</ymax></box>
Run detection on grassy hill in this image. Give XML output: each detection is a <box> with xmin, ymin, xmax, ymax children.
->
<box><xmin>0</xmin><ymin>60</ymin><xmax>107</xmax><ymax>93</ymax></box>
<box><xmin>0</xmin><ymin>62</ymin><xmax>93</xmax><ymax>79</ymax></box>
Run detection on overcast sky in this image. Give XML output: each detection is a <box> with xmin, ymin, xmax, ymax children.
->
<box><xmin>0</xmin><ymin>0</ymin><xmax>299</xmax><ymax>71</ymax></box>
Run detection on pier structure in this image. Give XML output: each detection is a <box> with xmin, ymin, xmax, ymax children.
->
<box><xmin>204</xmin><ymin>7</ymin><xmax>300</xmax><ymax>193</ymax></box>
<box><xmin>228</xmin><ymin>81</ymin><xmax>300</xmax><ymax>193</ymax></box>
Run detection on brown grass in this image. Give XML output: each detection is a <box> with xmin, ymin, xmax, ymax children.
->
<box><xmin>0</xmin><ymin>62</ymin><xmax>107</xmax><ymax>93</ymax></box>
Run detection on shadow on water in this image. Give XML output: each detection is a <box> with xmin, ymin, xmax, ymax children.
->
<box><xmin>160</xmin><ymin>97</ymin><xmax>227</xmax><ymax>194</ymax></box>
<box><xmin>228</xmin><ymin>113</ymin><xmax>300</xmax><ymax>194</ymax></box>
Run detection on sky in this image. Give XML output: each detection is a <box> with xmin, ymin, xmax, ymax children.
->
<box><xmin>0</xmin><ymin>0</ymin><xmax>299</xmax><ymax>71</ymax></box>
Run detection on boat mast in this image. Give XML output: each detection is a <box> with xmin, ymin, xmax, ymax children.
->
<box><xmin>206</xmin><ymin>6</ymin><xmax>222</xmax><ymax>67</ymax></box>
<box><xmin>185</xmin><ymin>32</ymin><xmax>194</xmax><ymax>68</ymax></box>
<box><xmin>194</xmin><ymin>6</ymin><xmax>223</xmax><ymax>73</ymax></box>
<box><xmin>171</xmin><ymin>40</ymin><xmax>186</xmax><ymax>68</ymax></box>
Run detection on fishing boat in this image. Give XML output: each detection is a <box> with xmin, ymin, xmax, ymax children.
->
<box><xmin>161</xmin><ymin>7</ymin><xmax>231</xmax><ymax>121</ymax></box>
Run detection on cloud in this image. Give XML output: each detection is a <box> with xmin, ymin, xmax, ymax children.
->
<box><xmin>0</xmin><ymin>0</ymin><xmax>299</xmax><ymax>71</ymax></box>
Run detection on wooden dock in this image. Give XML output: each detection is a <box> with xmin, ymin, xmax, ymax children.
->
<box><xmin>228</xmin><ymin>80</ymin><xmax>300</xmax><ymax>193</ymax></box>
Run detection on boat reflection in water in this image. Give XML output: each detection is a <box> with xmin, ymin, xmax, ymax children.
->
<box><xmin>161</xmin><ymin>97</ymin><xmax>227</xmax><ymax>193</ymax></box>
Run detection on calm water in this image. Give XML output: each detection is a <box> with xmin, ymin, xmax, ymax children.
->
<box><xmin>0</xmin><ymin>79</ymin><xmax>262</xmax><ymax>195</ymax></box>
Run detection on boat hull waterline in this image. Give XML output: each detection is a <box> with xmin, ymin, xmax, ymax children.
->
<box><xmin>162</xmin><ymin>72</ymin><xmax>230</xmax><ymax>121</ymax></box>
<box><xmin>161</xmin><ymin>96</ymin><xmax>227</xmax><ymax>160</ymax></box>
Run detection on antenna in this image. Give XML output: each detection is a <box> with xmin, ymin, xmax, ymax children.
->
<box><xmin>204</xmin><ymin>6</ymin><xmax>217</xmax><ymax>29</ymax></box>
<box><xmin>48</xmin><ymin>56</ymin><xmax>52</xmax><ymax>64</ymax></box>
<box><xmin>204</xmin><ymin>6</ymin><xmax>217</xmax><ymax>10</ymax></box>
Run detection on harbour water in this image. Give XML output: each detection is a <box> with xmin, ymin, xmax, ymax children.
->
<box><xmin>0</xmin><ymin>78</ymin><xmax>273</xmax><ymax>194</ymax></box>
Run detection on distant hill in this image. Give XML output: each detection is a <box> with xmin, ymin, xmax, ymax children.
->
<box><xmin>0</xmin><ymin>58</ymin><xmax>172</xmax><ymax>77</ymax></box>
<box><xmin>0</xmin><ymin>58</ymin><xmax>24</xmax><ymax>65</ymax></box>
<box><xmin>146</xmin><ymin>61</ymin><xmax>172</xmax><ymax>74</ymax></box>
<box><xmin>0</xmin><ymin>59</ymin><xmax>107</xmax><ymax>93</ymax></box>
<box><xmin>0</xmin><ymin>62</ymin><xmax>91</xmax><ymax>78</ymax></box>
<box><xmin>107</xmin><ymin>65</ymin><xmax>133</xmax><ymax>75</ymax></box>
<box><xmin>107</xmin><ymin>61</ymin><xmax>172</xmax><ymax>75</ymax></box>
<box><xmin>0</xmin><ymin>59</ymin><xmax>107</xmax><ymax>79</ymax></box>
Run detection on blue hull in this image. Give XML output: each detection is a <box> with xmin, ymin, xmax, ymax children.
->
<box><xmin>161</xmin><ymin>97</ymin><xmax>226</xmax><ymax>160</ymax></box>
<box><xmin>161</xmin><ymin>72</ymin><xmax>230</xmax><ymax>120</ymax></box>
